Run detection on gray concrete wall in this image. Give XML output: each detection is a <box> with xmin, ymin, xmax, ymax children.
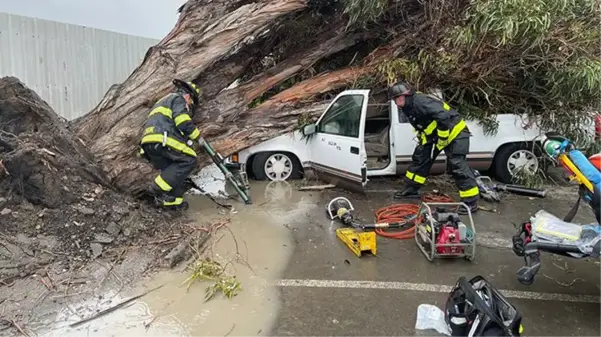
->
<box><xmin>0</xmin><ymin>12</ymin><xmax>159</xmax><ymax>120</ymax></box>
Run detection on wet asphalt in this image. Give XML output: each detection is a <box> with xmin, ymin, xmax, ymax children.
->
<box><xmin>265</xmin><ymin>180</ymin><xmax>601</xmax><ymax>336</ymax></box>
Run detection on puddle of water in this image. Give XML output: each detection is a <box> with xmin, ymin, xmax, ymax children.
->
<box><xmin>38</xmin><ymin>287</ymin><xmax>189</xmax><ymax>337</ymax></box>
<box><xmin>38</xmin><ymin>178</ymin><xmax>320</xmax><ymax>337</ymax></box>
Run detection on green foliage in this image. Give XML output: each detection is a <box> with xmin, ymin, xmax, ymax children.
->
<box><xmin>584</xmin><ymin>140</ymin><xmax>601</xmax><ymax>156</ymax></box>
<box><xmin>295</xmin><ymin>111</ymin><xmax>316</xmax><ymax>132</ymax></box>
<box><xmin>543</xmin><ymin>57</ymin><xmax>601</xmax><ymax>110</ymax></box>
<box><xmin>295</xmin><ymin>110</ymin><xmax>317</xmax><ymax>144</ymax></box>
<box><xmin>205</xmin><ymin>277</ymin><xmax>242</xmax><ymax>301</ymax></box>
<box><xmin>351</xmin><ymin>74</ymin><xmax>381</xmax><ymax>89</ymax></box>
<box><xmin>340</xmin><ymin>0</ymin><xmax>389</xmax><ymax>28</ymax></box>
<box><xmin>376</xmin><ymin>58</ymin><xmax>421</xmax><ymax>86</ymax></box>
<box><xmin>454</xmin><ymin>1</ymin><xmax>551</xmax><ymax>48</ymax></box>
<box><xmin>183</xmin><ymin>258</ymin><xmax>242</xmax><ymax>302</ymax></box>
<box><xmin>375</xmin><ymin>0</ymin><xmax>600</xmax><ymax>146</ymax></box>
<box><xmin>457</xmin><ymin>102</ymin><xmax>500</xmax><ymax>136</ymax></box>
<box><xmin>510</xmin><ymin>167</ymin><xmax>546</xmax><ymax>189</ymax></box>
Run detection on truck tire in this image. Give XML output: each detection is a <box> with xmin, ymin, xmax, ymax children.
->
<box><xmin>493</xmin><ymin>143</ymin><xmax>540</xmax><ymax>184</ymax></box>
<box><xmin>251</xmin><ymin>152</ymin><xmax>302</xmax><ymax>181</ymax></box>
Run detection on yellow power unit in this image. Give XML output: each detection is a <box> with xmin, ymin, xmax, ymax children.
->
<box><xmin>335</xmin><ymin>228</ymin><xmax>377</xmax><ymax>257</ymax></box>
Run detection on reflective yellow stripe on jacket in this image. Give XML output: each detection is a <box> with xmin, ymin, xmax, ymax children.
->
<box><xmin>418</xmin><ymin>121</ymin><xmax>439</xmax><ymax>144</ymax></box>
<box><xmin>189</xmin><ymin>128</ymin><xmax>201</xmax><ymax>140</ymax></box>
<box><xmin>174</xmin><ymin>113</ymin><xmax>192</xmax><ymax>126</ymax></box>
<box><xmin>448</xmin><ymin>119</ymin><xmax>466</xmax><ymax>142</ymax></box>
<box><xmin>437</xmin><ymin>129</ymin><xmax>450</xmax><ymax>139</ymax></box>
<box><xmin>140</xmin><ymin>134</ymin><xmax>197</xmax><ymax>157</ymax></box>
<box><xmin>149</xmin><ymin>106</ymin><xmax>173</xmax><ymax>119</ymax></box>
<box><xmin>419</xmin><ymin>119</ymin><xmax>467</xmax><ymax>145</ymax></box>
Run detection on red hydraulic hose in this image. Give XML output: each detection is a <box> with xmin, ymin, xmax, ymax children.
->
<box><xmin>374</xmin><ymin>193</ymin><xmax>453</xmax><ymax>240</ymax></box>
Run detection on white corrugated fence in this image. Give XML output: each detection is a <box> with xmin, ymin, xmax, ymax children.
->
<box><xmin>0</xmin><ymin>12</ymin><xmax>159</xmax><ymax>120</ymax></box>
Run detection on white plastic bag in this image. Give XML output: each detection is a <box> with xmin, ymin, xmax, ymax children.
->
<box><xmin>530</xmin><ymin>210</ymin><xmax>601</xmax><ymax>257</ymax></box>
<box><xmin>531</xmin><ymin>210</ymin><xmax>582</xmax><ymax>241</ymax></box>
<box><xmin>415</xmin><ymin>304</ymin><xmax>452</xmax><ymax>336</ymax></box>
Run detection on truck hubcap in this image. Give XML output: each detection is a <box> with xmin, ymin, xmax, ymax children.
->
<box><xmin>507</xmin><ymin>150</ymin><xmax>539</xmax><ymax>175</ymax></box>
<box><xmin>265</xmin><ymin>154</ymin><xmax>293</xmax><ymax>181</ymax></box>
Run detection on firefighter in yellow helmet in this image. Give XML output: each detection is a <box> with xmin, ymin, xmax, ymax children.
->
<box><xmin>139</xmin><ymin>79</ymin><xmax>205</xmax><ymax>210</ymax></box>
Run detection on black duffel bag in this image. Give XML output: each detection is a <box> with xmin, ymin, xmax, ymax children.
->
<box><xmin>444</xmin><ymin>275</ymin><xmax>523</xmax><ymax>336</ymax></box>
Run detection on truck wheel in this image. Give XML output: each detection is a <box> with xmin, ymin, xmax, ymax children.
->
<box><xmin>493</xmin><ymin>143</ymin><xmax>540</xmax><ymax>184</ymax></box>
<box><xmin>251</xmin><ymin>152</ymin><xmax>302</xmax><ymax>181</ymax></box>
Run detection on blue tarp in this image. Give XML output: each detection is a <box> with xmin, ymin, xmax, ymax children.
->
<box><xmin>568</xmin><ymin>149</ymin><xmax>601</xmax><ymax>192</ymax></box>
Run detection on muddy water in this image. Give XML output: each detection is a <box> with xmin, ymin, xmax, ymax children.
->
<box><xmin>39</xmin><ymin>166</ymin><xmax>320</xmax><ymax>337</ymax></box>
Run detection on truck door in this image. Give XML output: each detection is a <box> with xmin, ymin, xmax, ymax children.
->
<box><xmin>309</xmin><ymin>90</ymin><xmax>369</xmax><ymax>193</ymax></box>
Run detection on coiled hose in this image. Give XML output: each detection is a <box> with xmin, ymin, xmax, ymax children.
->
<box><xmin>374</xmin><ymin>193</ymin><xmax>454</xmax><ymax>240</ymax></box>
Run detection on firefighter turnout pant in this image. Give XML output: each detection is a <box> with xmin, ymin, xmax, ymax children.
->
<box><xmin>141</xmin><ymin>143</ymin><xmax>197</xmax><ymax>207</ymax></box>
<box><xmin>404</xmin><ymin>130</ymin><xmax>480</xmax><ymax>203</ymax></box>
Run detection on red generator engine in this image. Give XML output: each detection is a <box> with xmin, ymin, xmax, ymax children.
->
<box><xmin>436</xmin><ymin>223</ymin><xmax>463</xmax><ymax>255</ymax></box>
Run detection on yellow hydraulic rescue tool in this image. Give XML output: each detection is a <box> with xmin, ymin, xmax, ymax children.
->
<box><xmin>336</xmin><ymin>228</ymin><xmax>377</xmax><ymax>258</ymax></box>
<box><xmin>327</xmin><ymin>197</ymin><xmax>377</xmax><ymax>257</ymax></box>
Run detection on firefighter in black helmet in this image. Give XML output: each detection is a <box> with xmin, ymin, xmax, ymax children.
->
<box><xmin>139</xmin><ymin>79</ymin><xmax>205</xmax><ymax>210</ymax></box>
<box><xmin>388</xmin><ymin>81</ymin><xmax>480</xmax><ymax>213</ymax></box>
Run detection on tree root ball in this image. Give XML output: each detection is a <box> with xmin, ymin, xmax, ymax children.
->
<box><xmin>0</xmin><ymin>77</ymin><xmax>190</xmax><ymax>265</ymax></box>
<box><xmin>0</xmin><ymin>76</ymin><xmax>110</xmax><ymax>209</ymax></box>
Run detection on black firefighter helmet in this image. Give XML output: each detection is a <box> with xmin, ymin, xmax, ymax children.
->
<box><xmin>173</xmin><ymin>78</ymin><xmax>200</xmax><ymax>106</ymax></box>
<box><xmin>387</xmin><ymin>81</ymin><xmax>414</xmax><ymax>99</ymax></box>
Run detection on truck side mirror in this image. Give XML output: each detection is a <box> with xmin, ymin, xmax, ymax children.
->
<box><xmin>303</xmin><ymin>123</ymin><xmax>316</xmax><ymax>136</ymax></box>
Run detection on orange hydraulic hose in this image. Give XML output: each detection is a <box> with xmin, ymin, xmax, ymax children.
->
<box><xmin>374</xmin><ymin>193</ymin><xmax>454</xmax><ymax>240</ymax></box>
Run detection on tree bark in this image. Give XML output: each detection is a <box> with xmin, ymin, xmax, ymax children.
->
<box><xmin>65</xmin><ymin>0</ymin><xmax>385</xmax><ymax>197</ymax></box>
<box><xmin>69</xmin><ymin>0</ymin><xmax>313</xmax><ymax>195</ymax></box>
<box><xmin>74</xmin><ymin>0</ymin><xmax>309</xmax><ymax>138</ymax></box>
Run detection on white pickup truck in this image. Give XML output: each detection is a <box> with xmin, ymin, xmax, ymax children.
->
<box><xmin>225</xmin><ymin>89</ymin><xmax>549</xmax><ymax>191</ymax></box>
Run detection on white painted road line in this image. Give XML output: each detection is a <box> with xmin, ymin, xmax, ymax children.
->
<box><xmin>275</xmin><ymin>279</ymin><xmax>600</xmax><ymax>303</ymax></box>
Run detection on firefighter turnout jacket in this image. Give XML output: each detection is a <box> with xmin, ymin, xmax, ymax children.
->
<box><xmin>401</xmin><ymin>92</ymin><xmax>467</xmax><ymax>150</ymax></box>
<box><xmin>400</xmin><ymin>92</ymin><xmax>479</xmax><ymax>202</ymax></box>
<box><xmin>140</xmin><ymin>93</ymin><xmax>202</xmax><ymax>158</ymax></box>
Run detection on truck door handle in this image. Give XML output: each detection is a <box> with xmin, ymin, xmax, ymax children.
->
<box><xmin>350</xmin><ymin>146</ymin><xmax>359</xmax><ymax>154</ymax></box>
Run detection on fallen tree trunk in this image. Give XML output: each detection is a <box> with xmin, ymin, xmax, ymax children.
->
<box><xmin>70</xmin><ymin>0</ymin><xmax>381</xmax><ymax>196</ymax></box>
<box><xmin>61</xmin><ymin>0</ymin><xmax>436</xmax><ymax>197</ymax></box>
<box><xmin>72</xmin><ymin>0</ymin><xmax>314</xmax><ymax>195</ymax></box>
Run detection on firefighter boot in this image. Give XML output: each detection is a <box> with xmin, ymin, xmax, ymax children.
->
<box><xmin>147</xmin><ymin>185</ymin><xmax>167</xmax><ymax>207</ymax></box>
<box><xmin>165</xmin><ymin>201</ymin><xmax>189</xmax><ymax>211</ymax></box>
<box><xmin>147</xmin><ymin>189</ymin><xmax>188</xmax><ymax>211</ymax></box>
<box><xmin>458</xmin><ymin>199</ymin><xmax>478</xmax><ymax>215</ymax></box>
<box><xmin>394</xmin><ymin>185</ymin><xmax>422</xmax><ymax>199</ymax></box>
<box><xmin>160</xmin><ymin>196</ymin><xmax>189</xmax><ymax>211</ymax></box>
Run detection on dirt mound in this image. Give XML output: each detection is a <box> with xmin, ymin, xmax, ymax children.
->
<box><xmin>0</xmin><ymin>76</ymin><xmax>111</xmax><ymax>207</ymax></box>
<box><xmin>0</xmin><ymin>76</ymin><xmax>188</xmax><ymax>281</ymax></box>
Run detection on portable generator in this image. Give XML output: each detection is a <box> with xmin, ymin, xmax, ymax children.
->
<box><xmin>415</xmin><ymin>202</ymin><xmax>477</xmax><ymax>261</ymax></box>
